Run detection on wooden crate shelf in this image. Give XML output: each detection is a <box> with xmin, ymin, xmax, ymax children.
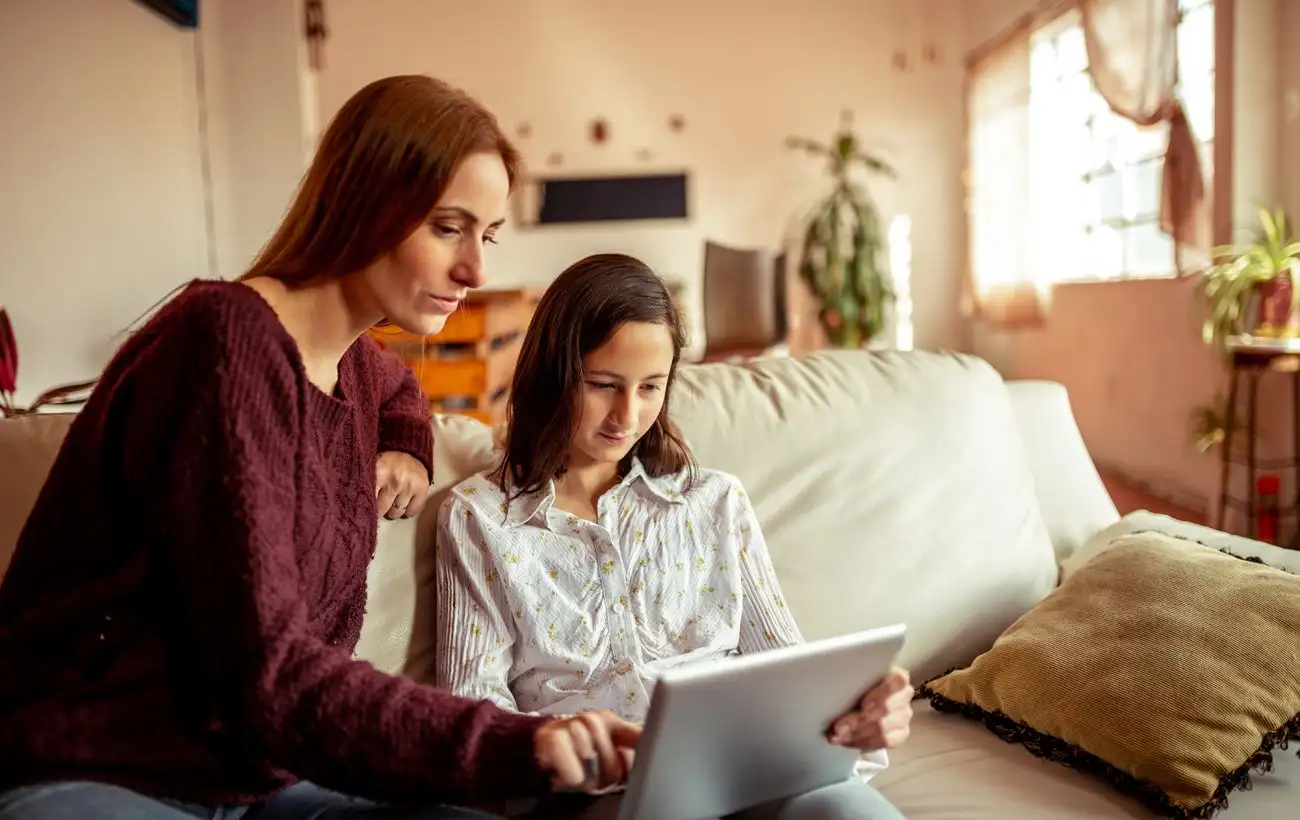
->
<box><xmin>369</xmin><ymin>289</ymin><xmax>539</xmax><ymax>425</ymax></box>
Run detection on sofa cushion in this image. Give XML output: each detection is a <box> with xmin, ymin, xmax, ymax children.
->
<box><xmin>875</xmin><ymin>701</ymin><xmax>1300</xmax><ymax>820</ymax></box>
<box><xmin>917</xmin><ymin>530</ymin><xmax>1300</xmax><ymax>819</ymax></box>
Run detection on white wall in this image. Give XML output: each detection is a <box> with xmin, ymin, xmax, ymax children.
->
<box><xmin>318</xmin><ymin>0</ymin><xmax>973</xmax><ymax>354</ymax></box>
<box><xmin>0</xmin><ymin>0</ymin><xmax>314</xmax><ymax>405</ymax></box>
<box><xmin>0</xmin><ymin>0</ymin><xmax>209</xmax><ymax>405</ymax></box>
<box><xmin>202</xmin><ymin>0</ymin><xmax>316</xmax><ymax>279</ymax></box>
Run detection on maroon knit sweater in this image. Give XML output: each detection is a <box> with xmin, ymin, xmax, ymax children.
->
<box><xmin>0</xmin><ymin>281</ymin><xmax>550</xmax><ymax>806</ymax></box>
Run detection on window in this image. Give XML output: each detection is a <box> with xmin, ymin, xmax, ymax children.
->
<box><xmin>1026</xmin><ymin>0</ymin><xmax>1214</xmax><ymax>280</ymax></box>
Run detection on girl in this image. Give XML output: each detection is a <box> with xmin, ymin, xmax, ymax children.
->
<box><xmin>0</xmin><ymin>76</ymin><xmax>635</xmax><ymax>820</ymax></box>
<box><xmin>434</xmin><ymin>254</ymin><xmax>911</xmax><ymax>818</ymax></box>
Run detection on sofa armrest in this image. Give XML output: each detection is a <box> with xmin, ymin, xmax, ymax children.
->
<box><xmin>1005</xmin><ymin>380</ymin><xmax>1120</xmax><ymax>562</ymax></box>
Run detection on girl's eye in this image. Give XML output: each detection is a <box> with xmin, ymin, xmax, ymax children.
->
<box><xmin>640</xmin><ymin>384</ymin><xmax>663</xmax><ymax>393</ymax></box>
<box><xmin>433</xmin><ymin>224</ymin><xmax>460</xmax><ymax>238</ymax></box>
<box><xmin>483</xmin><ymin>234</ymin><xmax>499</xmax><ymax>245</ymax></box>
<box><xmin>588</xmin><ymin>382</ymin><xmax>617</xmax><ymax>391</ymax></box>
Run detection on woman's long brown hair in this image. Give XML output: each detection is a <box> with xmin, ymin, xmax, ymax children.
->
<box><xmin>241</xmin><ymin>75</ymin><xmax>520</xmax><ymax>284</ymax></box>
<box><xmin>495</xmin><ymin>253</ymin><xmax>696</xmax><ymax>501</ymax></box>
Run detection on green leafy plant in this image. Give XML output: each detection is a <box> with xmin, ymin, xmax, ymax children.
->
<box><xmin>786</xmin><ymin>112</ymin><xmax>897</xmax><ymax>348</ymax></box>
<box><xmin>1188</xmin><ymin>394</ymin><xmax>1253</xmax><ymax>455</ymax></box>
<box><xmin>1199</xmin><ymin>206</ymin><xmax>1300</xmax><ymax>350</ymax></box>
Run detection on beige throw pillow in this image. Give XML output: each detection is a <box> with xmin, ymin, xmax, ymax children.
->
<box><xmin>918</xmin><ymin>531</ymin><xmax>1300</xmax><ymax>819</ymax></box>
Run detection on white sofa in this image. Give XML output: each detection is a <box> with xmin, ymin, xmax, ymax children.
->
<box><xmin>2</xmin><ymin>349</ymin><xmax>1296</xmax><ymax>818</ymax></box>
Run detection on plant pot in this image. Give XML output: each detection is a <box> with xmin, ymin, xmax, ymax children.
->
<box><xmin>1254</xmin><ymin>275</ymin><xmax>1300</xmax><ymax>338</ymax></box>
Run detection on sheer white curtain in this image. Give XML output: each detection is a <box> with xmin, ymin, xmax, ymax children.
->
<box><xmin>964</xmin><ymin>23</ymin><xmax>1044</xmax><ymax>328</ymax></box>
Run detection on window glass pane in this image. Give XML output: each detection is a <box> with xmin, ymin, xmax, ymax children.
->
<box><xmin>1030</xmin><ymin>39</ymin><xmax>1059</xmax><ymax>88</ymax></box>
<box><xmin>1183</xmin><ymin>74</ymin><xmax>1215</xmax><ymax>142</ymax></box>
<box><xmin>1056</xmin><ymin>26</ymin><xmax>1088</xmax><ymax>74</ymax></box>
<box><xmin>1124</xmin><ymin>123</ymin><xmax>1168</xmax><ymax>164</ymax></box>
<box><xmin>1080</xmin><ymin>175</ymin><xmax>1103</xmax><ymax>227</ymax></box>
<box><xmin>1131</xmin><ymin>159</ymin><xmax>1163</xmax><ymax>221</ymax></box>
<box><xmin>1092</xmin><ymin>170</ymin><xmax>1125</xmax><ymax>224</ymax></box>
<box><xmin>1124</xmin><ymin>221</ymin><xmax>1175</xmax><ymax>276</ymax></box>
<box><xmin>1178</xmin><ymin>4</ymin><xmax>1215</xmax><ymax>80</ymax></box>
<box><xmin>1090</xmin><ymin>113</ymin><xmax>1125</xmax><ymax>172</ymax></box>
<box><xmin>1089</xmin><ymin>225</ymin><xmax>1125</xmax><ymax>280</ymax></box>
<box><xmin>1059</xmin><ymin>70</ymin><xmax>1095</xmax><ymax>126</ymax></box>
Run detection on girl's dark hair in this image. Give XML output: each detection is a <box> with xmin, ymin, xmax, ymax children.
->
<box><xmin>494</xmin><ymin>253</ymin><xmax>695</xmax><ymax>498</ymax></box>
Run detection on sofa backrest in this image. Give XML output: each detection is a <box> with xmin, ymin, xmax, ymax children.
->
<box><xmin>0</xmin><ymin>413</ymin><xmax>75</xmax><ymax>578</ymax></box>
<box><xmin>0</xmin><ymin>350</ymin><xmax>1085</xmax><ymax>686</ymax></box>
<box><xmin>362</xmin><ymin>349</ymin><xmax>1063</xmax><ymax>684</ymax></box>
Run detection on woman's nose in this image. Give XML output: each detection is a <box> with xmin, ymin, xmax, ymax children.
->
<box><xmin>451</xmin><ymin>243</ymin><xmax>486</xmax><ymax>289</ymax></box>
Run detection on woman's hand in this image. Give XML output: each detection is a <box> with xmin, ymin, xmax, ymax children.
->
<box><xmin>534</xmin><ymin>711</ymin><xmax>642</xmax><ymax>794</ymax></box>
<box><xmin>828</xmin><ymin>667</ymin><xmax>913</xmax><ymax>752</ymax></box>
<box><xmin>375</xmin><ymin>451</ymin><xmax>430</xmax><ymax>520</ymax></box>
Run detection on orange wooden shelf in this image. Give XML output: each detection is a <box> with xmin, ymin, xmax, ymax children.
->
<box><xmin>369</xmin><ymin>288</ymin><xmax>539</xmax><ymax>425</ymax></box>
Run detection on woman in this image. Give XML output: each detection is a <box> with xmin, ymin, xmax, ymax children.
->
<box><xmin>434</xmin><ymin>254</ymin><xmax>912</xmax><ymax>819</ymax></box>
<box><xmin>0</xmin><ymin>76</ymin><xmax>636</xmax><ymax>820</ymax></box>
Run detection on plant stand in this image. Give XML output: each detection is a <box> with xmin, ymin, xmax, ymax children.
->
<box><xmin>1214</xmin><ymin>337</ymin><xmax>1300</xmax><ymax>548</ymax></box>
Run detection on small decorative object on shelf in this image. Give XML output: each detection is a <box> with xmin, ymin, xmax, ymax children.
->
<box><xmin>1213</xmin><ymin>336</ymin><xmax>1300</xmax><ymax>549</ymax></box>
<box><xmin>785</xmin><ymin>111</ymin><xmax>898</xmax><ymax>348</ymax></box>
<box><xmin>368</xmin><ymin>289</ymin><xmax>540</xmax><ymax>425</ymax></box>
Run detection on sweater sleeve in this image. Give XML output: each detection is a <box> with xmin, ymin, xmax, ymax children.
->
<box><xmin>123</xmin><ymin>318</ymin><xmax>550</xmax><ymax>805</ymax></box>
<box><xmin>366</xmin><ymin>335</ymin><xmax>434</xmax><ymax>477</ymax></box>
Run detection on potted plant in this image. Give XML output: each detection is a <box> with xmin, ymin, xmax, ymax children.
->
<box><xmin>786</xmin><ymin>112</ymin><xmax>897</xmax><ymax>348</ymax></box>
<box><xmin>1199</xmin><ymin>206</ymin><xmax>1300</xmax><ymax>350</ymax></box>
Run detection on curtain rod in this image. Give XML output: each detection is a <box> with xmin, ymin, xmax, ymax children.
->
<box><xmin>965</xmin><ymin>0</ymin><xmax>1078</xmax><ymax>68</ymax></box>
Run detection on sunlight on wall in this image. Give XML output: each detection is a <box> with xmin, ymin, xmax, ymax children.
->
<box><xmin>888</xmin><ymin>214</ymin><xmax>914</xmax><ymax>351</ymax></box>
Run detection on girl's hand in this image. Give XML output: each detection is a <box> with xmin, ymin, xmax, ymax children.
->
<box><xmin>534</xmin><ymin>711</ymin><xmax>641</xmax><ymax>794</ymax></box>
<box><xmin>375</xmin><ymin>451</ymin><xmax>430</xmax><ymax>519</ymax></box>
<box><xmin>827</xmin><ymin>667</ymin><xmax>913</xmax><ymax>752</ymax></box>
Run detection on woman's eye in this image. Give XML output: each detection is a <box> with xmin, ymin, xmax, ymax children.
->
<box><xmin>483</xmin><ymin>234</ymin><xmax>499</xmax><ymax>245</ymax></box>
<box><xmin>433</xmin><ymin>224</ymin><xmax>460</xmax><ymax>238</ymax></box>
<box><xmin>640</xmin><ymin>384</ymin><xmax>663</xmax><ymax>393</ymax></box>
<box><xmin>587</xmin><ymin>382</ymin><xmax>616</xmax><ymax>391</ymax></box>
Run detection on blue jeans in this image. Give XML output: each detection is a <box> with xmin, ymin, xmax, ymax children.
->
<box><xmin>528</xmin><ymin>778</ymin><xmax>907</xmax><ymax>819</ymax></box>
<box><xmin>0</xmin><ymin>781</ymin><xmax>504</xmax><ymax>820</ymax></box>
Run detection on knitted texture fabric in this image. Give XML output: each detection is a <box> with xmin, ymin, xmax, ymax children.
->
<box><xmin>0</xmin><ymin>281</ymin><xmax>549</xmax><ymax>806</ymax></box>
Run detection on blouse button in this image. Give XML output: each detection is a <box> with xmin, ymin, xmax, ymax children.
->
<box><xmin>611</xmin><ymin>601</ymin><xmax>626</xmax><ymax>614</ymax></box>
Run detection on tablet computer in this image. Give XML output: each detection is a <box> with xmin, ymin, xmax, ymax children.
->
<box><xmin>616</xmin><ymin>623</ymin><xmax>907</xmax><ymax>820</ymax></box>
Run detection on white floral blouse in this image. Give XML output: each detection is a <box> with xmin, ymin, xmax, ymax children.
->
<box><xmin>432</xmin><ymin>459</ymin><xmax>887</xmax><ymax>778</ymax></box>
